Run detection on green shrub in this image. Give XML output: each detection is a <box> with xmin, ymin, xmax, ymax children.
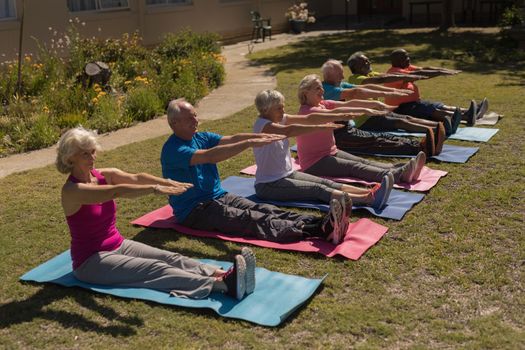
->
<box><xmin>499</xmin><ymin>5</ymin><xmax>524</xmax><ymax>27</ymax></box>
<box><xmin>125</xmin><ymin>86</ymin><xmax>163</xmax><ymax>122</ymax></box>
<box><xmin>155</xmin><ymin>30</ymin><xmax>221</xmax><ymax>59</ymax></box>
<box><xmin>0</xmin><ymin>26</ymin><xmax>225</xmax><ymax>157</ymax></box>
<box><xmin>88</xmin><ymin>94</ymin><xmax>130</xmax><ymax>133</ymax></box>
<box><xmin>25</xmin><ymin>113</ymin><xmax>60</xmax><ymax>151</ymax></box>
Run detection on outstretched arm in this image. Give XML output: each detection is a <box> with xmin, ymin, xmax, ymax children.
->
<box><xmin>360</xmin><ymin>74</ymin><xmax>428</xmax><ymax>84</ymax></box>
<box><xmin>190</xmin><ymin>134</ymin><xmax>285</xmax><ymax>165</ymax></box>
<box><xmin>218</xmin><ymin>133</ymin><xmax>270</xmax><ymax>145</ymax></box>
<box><xmin>62</xmin><ymin>168</ymin><xmax>193</xmax><ymax>207</ymax></box>
<box><xmin>285</xmin><ymin>112</ymin><xmax>362</xmax><ymax>125</ymax></box>
<box><xmin>330</xmin><ymin>99</ymin><xmax>396</xmax><ymax>111</ymax></box>
<box><xmin>341</xmin><ymin>86</ymin><xmax>412</xmax><ymax>100</ymax></box>
<box><xmin>286</xmin><ymin>110</ymin><xmax>384</xmax><ymax>125</ymax></box>
<box><xmin>261</xmin><ymin>121</ymin><xmax>343</xmax><ymax>138</ymax></box>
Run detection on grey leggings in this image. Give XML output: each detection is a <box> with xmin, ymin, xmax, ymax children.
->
<box><xmin>255</xmin><ymin>171</ymin><xmax>343</xmax><ymax>203</ymax></box>
<box><xmin>303</xmin><ymin>150</ymin><xmax>405</xmax><ymax>183</ymax></box>
<box><xmin>74</xmin><ymin>239</ymin><xmax>219</xmax><ymax>299</ymax></box>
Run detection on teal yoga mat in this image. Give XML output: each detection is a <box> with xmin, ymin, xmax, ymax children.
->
<box><xmin>387</xmin><ymin>127</ymin><xmax>499</xmax><ymax>143</ymax></box>
<box><xmin>20</xmin><ymin>250</ymin><xmax>325</xmax><ymax>327</ymax></box>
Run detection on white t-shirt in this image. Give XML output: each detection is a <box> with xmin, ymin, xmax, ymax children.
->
<box><xmin>253</xmin><ymin>116</ymin><xmax>294</xmax><ymax>184</ymax></box>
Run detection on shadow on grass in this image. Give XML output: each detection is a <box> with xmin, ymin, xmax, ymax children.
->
<box><xmin>251</xmin><ymin>29</ymin><xmax>525</xmax><ymax>83</ymax></box>
<box><xmin>0</xmin><ymin>285</ymin><xmax>143</xmax><ymax>335</ymax></box>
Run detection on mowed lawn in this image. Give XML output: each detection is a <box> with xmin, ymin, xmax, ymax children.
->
<box><xmin>0</xmin><ymin>28</ymin><xmax>523</xmax><ymax>349</ymax></box>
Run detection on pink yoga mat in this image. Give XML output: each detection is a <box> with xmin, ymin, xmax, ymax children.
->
<box><xmin>131</xmin><ymin>205</ymin><xmax>389</xmax><ymax>260</ymax></box>
<box><xmin>240</xmin><ymin>161</ymin><xmax>447</xmax><ymax>192</ymax></box>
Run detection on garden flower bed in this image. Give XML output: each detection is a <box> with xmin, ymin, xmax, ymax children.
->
<box><xmin>0</xmin><ymin>24</ymin><xmax>225</xmax><ymax>157</ymax></box>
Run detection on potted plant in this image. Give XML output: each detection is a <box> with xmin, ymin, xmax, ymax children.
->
<box><xmin>285</xmin><ymin>2</ymin><xmax>316</xmax><ymax>34</ymax></box>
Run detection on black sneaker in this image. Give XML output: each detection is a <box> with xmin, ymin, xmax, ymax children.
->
<box><xmin>465</xmin><ymin>100</ymin><xmax>477</xmax><ymax>126</ymax></box>
<box><xmin>452</xmin><ymin>107</ymin><xmax>463</xmax><ymax>133</ymax></box>
<box><xmin>241</xmin><ymin>247</ymin><xmax>256</xmax><ymax>295</ymax></box>
<box><xmin>223</xmin><ymin>255</ymin><xmax>246</xmax><ymax>300</ymax></box>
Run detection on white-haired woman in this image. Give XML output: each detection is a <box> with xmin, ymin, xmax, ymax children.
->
<box><xmin>252</xmin><ymin>89</ymin><xmax>394</xmax><ymax>211</ymax></box>
<box><xmin>296</xmin><ymin>74</ymin><xmax>426</xmax><ymax>184</ymax></box>
<box><xmin>56</xmin><ymin>127</ymin><xmax>255</xmax><ymax>300</ymax></box>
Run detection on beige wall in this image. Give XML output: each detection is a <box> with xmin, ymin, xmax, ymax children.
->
<box><xmin>0</xmin><ymin>0</ymin><xmax>295</xmax><ymax>60</ymax></box>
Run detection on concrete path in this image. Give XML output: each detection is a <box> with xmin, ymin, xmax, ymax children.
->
<box><xmin>0</xmin><ymin>30</ymin><xmax>344</xmax><ymax>179</ymax></box>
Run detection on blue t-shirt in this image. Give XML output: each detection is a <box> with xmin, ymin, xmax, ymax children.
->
<box><xmin>160</xmin><ymin>132</ymin><xmax>226</xmax><ymax>222</ymax></box>
<box><xmin>322</xmin><ymin>81</ymin><xmax>355</xmax><ymax>101</ymax></box>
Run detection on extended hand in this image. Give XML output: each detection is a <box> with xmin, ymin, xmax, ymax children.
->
<box><xmin>155</xmin><ymin>182</ymin><xmax>193</xmax><ymax>196</ymax></box>
<box><xmin>250</xmin><ymin>134</ymin><xmax>286</xmax><ymax>147</ymax></box>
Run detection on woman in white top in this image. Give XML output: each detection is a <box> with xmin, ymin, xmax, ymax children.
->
<box><xmin>252</xmin><ymin>90</ymin><xmax>394</xmax><ymax>212</ymax></box>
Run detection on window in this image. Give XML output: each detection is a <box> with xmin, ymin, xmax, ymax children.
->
<box><xmin>146</xmin><ymin>0</ymin><xmax>192</xmax><ymax>6</ymax></box>
<box><xmin>0</xmin><ymin>0</ymin><xmax>15</xmax><ymax>19</ymax></box>
<box><xmin>67</xmin><ymin>0</ymin><xmax>129</xmax><ymax>12</ymax></box>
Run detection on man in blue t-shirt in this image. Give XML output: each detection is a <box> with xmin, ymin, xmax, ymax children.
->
<box><xmin>160</xmin><ymin>100</ymin><xmax>338</xmax><ymax>242</ymax></box>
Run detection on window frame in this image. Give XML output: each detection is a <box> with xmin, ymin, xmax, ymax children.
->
<box><xmin>67</xmin><ymin>0</ymin><xmax>130</xmax><ymax>13</ymax></box>
<box><xmin>0</xmin><ymin>0</ymin><xmax>16</xmax><ymax>21</ymax></box>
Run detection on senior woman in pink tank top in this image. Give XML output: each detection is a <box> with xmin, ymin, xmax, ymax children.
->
<box><xmin>56</xmin><ymin>127</ymin><xmax>255</xmax><ymax>300</ymax></box>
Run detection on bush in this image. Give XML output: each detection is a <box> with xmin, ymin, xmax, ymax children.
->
<box><xmin>25</xmin><ymin>113</ymin><xmax>60</xmax><ymax>151</ymax></box>
<box><xmin>0</xmin><ymin>26</ymin><xmax>225</xmax><ymax>157</ymax></box>
<box><xmin>125</xmin><ymin>86</ymin><xmax>163</xmax><ymax>122</ymax></box>
<box><xmin>88</xmin><ymin>94</ymin><xmax>130</xmax><ymax>133</ymax></box>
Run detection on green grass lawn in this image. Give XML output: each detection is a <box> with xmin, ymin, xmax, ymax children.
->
<box><xmin>1</xmin><ymin>28</ymin><xmax>524</xmax><ymax>349</ymax></box>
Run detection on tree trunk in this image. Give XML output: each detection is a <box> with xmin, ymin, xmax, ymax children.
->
<box><xmin>441</xmin><ymin>0</ymin><xmax>455</xmax><ymax>29</ymax></box>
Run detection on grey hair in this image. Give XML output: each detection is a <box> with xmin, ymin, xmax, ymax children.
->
<box><xmin>347</xmin><ymin>51</ymin><xmax>365</xmax><ymax>73</ymax></box>
<box><xmin>297</xmin><ymin>74</ymin><xmax>321</xmax><ymax>105</ymax></box>
<box><xmin>55</xmin><ymin>127</ymin><xmax>101</xmax><ymax>174</ymax></box>
<box><xmin>320</xmin><ymin>59</ymin><xmax>343</xmax><ymax>80</ymax></box>
<box><xmin>255</xmin><ymin>90</ymin><xmax>285</xmax><ymax>115</ymax></box>
<box><xmin>166</xmin><ymin>98</ymin><xmax>187</xmax><ymax>130</ymax></box>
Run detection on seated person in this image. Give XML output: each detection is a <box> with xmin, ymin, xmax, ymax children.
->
<box><xmin>296</xmin><ymin>74</ymin><xmax>427</xmax><ymax>184</ymax></box>
<box><xmin>253</xmin><ymin>89</ymin><xmax>394</xmax><ymax>211</ymax></box>
<box><xmin>322</xmin><ymin>59</ymin><xmax>445</xmax><ymax>156</ymax></box>
<box><xmin>57</xmin><ymin>126</ymin><xmax>256</xmax><ymax>301</ymax></box>
<box><xmin>385</xmin><ymin>49</ymin><xmax>488</xmax><ymax>129</ymax></box>
<box><xmin>161</xmin><ymin>100</ymin><xmax>349</xmax><ymax>245</ymax></box>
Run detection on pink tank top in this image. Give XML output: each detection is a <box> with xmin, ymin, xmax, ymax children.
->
<box><xmin>296</xmin><ymin>100</ymin><xmax>338</xmax><ymax>170</ymax></box>
<box><xmin>66</xmin><ymin>169</ymin><xmax>124</xmax><ymax>270</ymax></box>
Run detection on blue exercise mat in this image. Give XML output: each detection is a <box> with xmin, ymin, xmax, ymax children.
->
<box><xmin>222</xmin><ymin>176</ymin><xmax>424</xmax><ymax>221</ymax></box>
<box><xmin>290</xmin><ymin>144</ymin><xmax>478</xmax><ymax>164</ymax></box>
<box><xmin>20</xmin><ymin>250</ymin><xmax>325</xmax><ymax>327</ymax></box>
<box><xmin>387</xmin><ymin>127</ymin><xmax>499</xmax><ymax>143</ymax></box>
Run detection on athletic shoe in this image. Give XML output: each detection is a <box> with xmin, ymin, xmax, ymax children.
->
<box><xmin>465</xmin><ymin>100</ymin><xmax>477</xmax><ymax>126</ymax></box>
<box><xmin>324</xmin><ymin>198</ymin><xmax>344</xmax><ymax>245</ymax></box>
<box><xmin>224</xmin><ymin>255</ymin><xmax>246</xmax><ymax>300</ymax></box>
<box><xmin>372</xmin><ymin>172</ymin><xmax>394</xmax><ymax>209</ymax></box>
<box><xmin>476</xmin><ymin>97</ymin><xmax>489</xmax><ymax>120</ymax></box>
<box><xmin>451</xmin><ymin>107</ymin><xmax>463</xmax><ymax>133</ymax></box>
<box><xmin>423</xmin><ymin>127</ymin><xmax>436</xmax><ymax>157</ymax></box>
<box><xmin>411</xmin><ymin>151</ymin><xmax>426</xmax><ymax>181</ymax></box>
<box><xmin>400</xmin><ymin>159</ymin><xmax>415</xmax><ymax>183</ymax></box>
<box><xmin>339</xmin><ymin>194</ymin><xmax>351</xmax><ymax>241</ymax></box>
<box><xmin>434</xmin><ymin>122</ymin><xmax>446</xmax><ymax>155</ymax></box>
<box><xmin>241</xmin><ymin>247</ymin><xmax>256</xmax><ymax>295</ymax></box>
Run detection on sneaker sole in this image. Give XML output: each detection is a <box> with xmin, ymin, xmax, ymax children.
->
<box><xmin>241</xmin><ymin>247</ymin><xmax>256</xmax><ymax>295</ymax></box>
<box><xmin>234</xmin><ymin>255</ymin><xmax>246</xmax><ymax>300</ymax></box>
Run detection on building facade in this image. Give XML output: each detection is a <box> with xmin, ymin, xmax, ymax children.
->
<box><xmin>0</xmin><ymin>0</ymin><xmax>503</xmax><ymax>60</ymax></box>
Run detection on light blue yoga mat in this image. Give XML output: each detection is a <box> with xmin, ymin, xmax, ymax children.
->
<box><xmin>222</xmin><ymin>176</ymin><xmax>424</xmax><ymax>221</ymax></box>
<box><xmin>290</xmin><ymin>144</ymin><xmax>478</xmax><ymax>163</ymax></box>
<box><xmin>20</xmin><ymin>250</ymin><xmax>325</xmax><ymax>327</ymax></box>
<box><xmin>387</xmin><ymin>127</ymin><xmax>499</xmax><ymax>143</ymax></box>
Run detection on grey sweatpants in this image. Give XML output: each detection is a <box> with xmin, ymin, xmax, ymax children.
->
<box><xmin>74</xmin><ymin>239</ymin><xmax>219</xmax><ymax>299</ymax></box>
<box><xmin>255</xmin><ymin>171</ymin><xmax>343</xmax><ymax>203</ymax></box>
<box><xmin>303</xmin><ymin>150</ymin><xmax>405</xmax><ymax>183</ymax></box>
<box><xmin>182</xmin><ymin>192</ymin><xmax>318</xmax><ymax>242</ymax></box>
